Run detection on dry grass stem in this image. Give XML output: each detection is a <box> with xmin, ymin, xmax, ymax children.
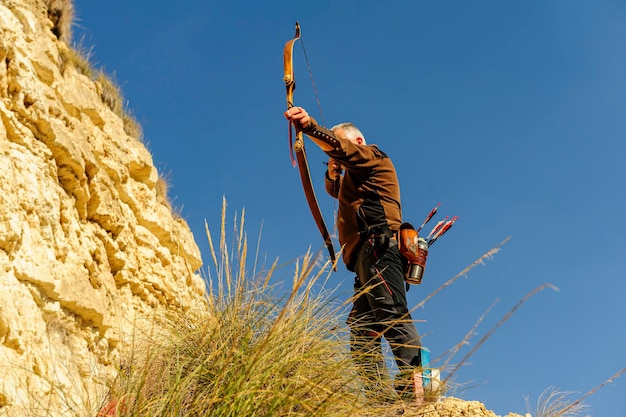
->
<box><xmin>442</xmin><ymin>283</ymin><xmax>559</xmax><ymax>386</ymax></box>
<box><xmin>414</xmin><ymin>236</ymin><xmax>512</xmax><ymax>311</ymax></box>
<box><xmin>439</xmin><ymin>299</ymin><xmax>499</xmax><ymax>372</ymax></box>
<box><xmin>557</xmin><ymin>366</ymin><xmax>626</xmax><ymax>416</ymax></box>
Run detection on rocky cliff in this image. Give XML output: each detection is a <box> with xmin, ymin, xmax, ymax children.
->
<box><xmin>0</xmin><ymin>0</ymin><xmax>208</xmax><ymax>414</ymax></box>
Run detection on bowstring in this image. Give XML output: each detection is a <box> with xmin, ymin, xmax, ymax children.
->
<box><xmin>299</xmin><ymin>35</ymin><xmax>339</xmax><ymax>239</ymax></box>
<box><xmin>299</xmin><ymin>36</ymin><xmax>326</xmax><ymax>128</ymax></box>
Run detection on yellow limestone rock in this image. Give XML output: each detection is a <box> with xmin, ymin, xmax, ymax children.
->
<box><xmin>0</xmin><ymin>0</ymin><xmax>207</xmax><ymax>414</ymax></box>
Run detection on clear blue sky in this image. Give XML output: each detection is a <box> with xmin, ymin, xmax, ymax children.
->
<box><xmin>75</xmin><ymin>1</ymin><xmax>625</xmax><ymax>415</ymax></box>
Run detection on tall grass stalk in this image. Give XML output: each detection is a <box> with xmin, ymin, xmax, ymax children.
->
<box><xmin>438</xmin><ymin>299</ymin><xmax>499</xmax><ymax>373</ymax></box>
<box><xmin>561</xmin><ymin>366</ymin><xmax>626</xmax><ymax>416</ymax></box>
<box><xmin>442</xmin><ymin>283</ymin><xmax>559</xmax><ymax>386</ymax></box>
<box><xmin>414</xmin><ymin>237</ymin><xmax>512</xmax><ymax>312</ymax></box>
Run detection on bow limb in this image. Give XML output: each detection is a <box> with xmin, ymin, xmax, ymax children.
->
<box><xmin>283</xmin><ymin>22</ymin><xmax>299</xmax><ymax>165</ymax></box>
<box><xmin>283</xmin><ymin>22</ymin><xmax>299</xmax><ymax>109</ymax></box>
<box><xmin>283</xmin><ymin>21</ymin><xmax>337</xmax><ymax>270</ymax></box>
<box><xmin>295</xmin><ymin>146</ymin><xmax>337</xmax><ymax>270</ymax></box>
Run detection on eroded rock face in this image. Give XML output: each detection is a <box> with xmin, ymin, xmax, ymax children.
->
<box><xmin>0</xmin><ymin>1</ymin><xmax>207</xmax><ymax>414</ymax></box>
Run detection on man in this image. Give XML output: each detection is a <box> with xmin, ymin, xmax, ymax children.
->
<box><xmin>284</xmin><ymin>107</ymin><xmax>423</xmax><ymax>403</ymax></box>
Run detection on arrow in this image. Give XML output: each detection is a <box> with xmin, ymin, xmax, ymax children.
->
<box><xmin>417</xmin><ymin>202</ymin><xmax>441</xmax><ymax>233</ymax></box>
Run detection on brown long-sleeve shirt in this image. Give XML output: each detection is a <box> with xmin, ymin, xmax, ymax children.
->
<box><xmin>303</xmin><ymin>122</ymin><xmax>402</xmax><ymax>269</ymax></box>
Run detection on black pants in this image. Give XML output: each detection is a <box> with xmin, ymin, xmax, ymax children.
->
<box><xmin>347</xmin><ymin>236</ymin><xmax>422</xmax><ymax>395</ymax></box>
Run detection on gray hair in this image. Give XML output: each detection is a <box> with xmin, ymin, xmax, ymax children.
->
<box><xmin>331</xmin><ymin>122</ymin><xmax>366</xmax><ymax>144</ymax></box>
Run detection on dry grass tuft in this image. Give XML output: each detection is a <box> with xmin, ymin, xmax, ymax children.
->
<box><xmin>99</xmin><ymin>199</ymin><xmax>365</xmax><ymax>416</ymax></box>
<box><xmin>94</xmin><ymin>71</ymin><xmax>143</xmax><ymax>141</ymax></box>
<box><xmin>155</xmin><ymin>172</ymin><xmax>182</xmax><ymax>218</ymax></box>
<box><xmin>58</xmin><ymin>42</ymin><xmax>94</xmax><ymax>77</ymax></box>
<box><xmin>526</xmin><ymin>366</ymin><xmax>626</xmax><ymax>417</ymax></box>
<box><xmin>526</xmin><ymin>387</ymin><xmax>589</xmax><ymax>417</ymax></box>
<box><xmin>48</xmin><ymin>5</ymin><xmax>144</xmax><ymax>143</ymax></box>
<box><xmin>44</xmin><ymin>0</ymin><xmax>74</xmax><ymax>43</ymax></box>
<box><xmin>121</xmin><ymin>107</ymin><xmax>143</xmax><ymax>141</ymax></box>
<box><xmin>96</xmin><ymin>72</ymin><xmax>123</xmax><ymax>115</ymax></box>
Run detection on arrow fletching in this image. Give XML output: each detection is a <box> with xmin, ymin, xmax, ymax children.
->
<box><xmin>426</xmin><ymin>217</ymin><xmax>448</xmax><ymax>241</ymax></box>
<box><xmin>428</xmin><ymin>216</ymin><xmax>459</xmax><ymax>246</ymax></box>
<box><xmin>417</xmin><ymin>202</ymin><xmax>441</xmax><ymax>233</ymax></box>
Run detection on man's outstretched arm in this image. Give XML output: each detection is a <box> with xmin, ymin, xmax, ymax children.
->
<box><xmin>284</xmin><ymin>106</ymin><xmax>339</xmax><ymax>152</ymax></box>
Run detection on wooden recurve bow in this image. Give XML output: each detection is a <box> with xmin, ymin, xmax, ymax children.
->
<box><xmin>283</xmin><ymin>21</ymin><xmax>337</xmax><ymax>270</ymax></box>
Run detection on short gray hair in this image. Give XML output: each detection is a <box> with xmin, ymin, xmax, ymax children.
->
<box><xmin>331</xmin><ymin>122</ymin><xmax>366</xmax><ymax>144</ymax></box>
